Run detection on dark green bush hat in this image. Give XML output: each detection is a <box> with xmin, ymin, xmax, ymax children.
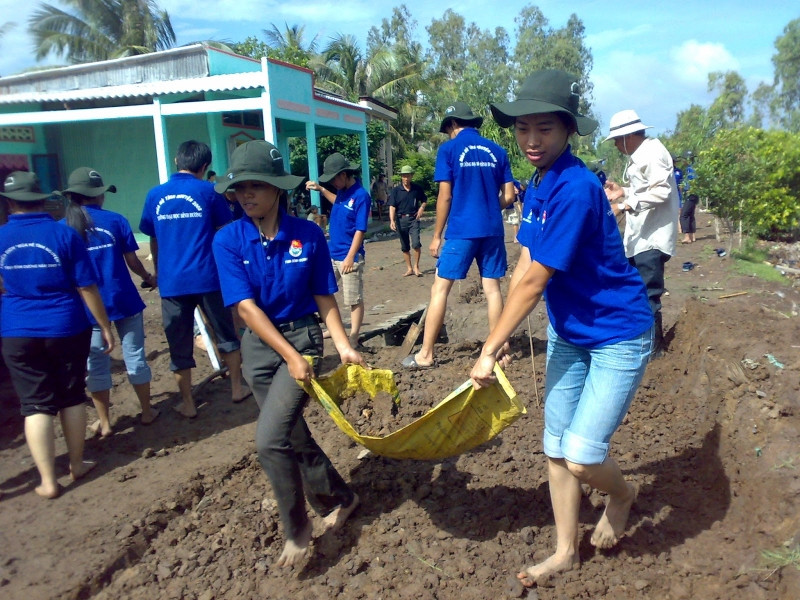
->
<box><xmin>63</xmin><ymin>167</ymin><xmax>116</xmax><ymax>197</ymax></box>
<box><xmin>490</xmin><ymin>70</ymin><xmax>598</xmax><ymax>136</ymax></box>
<box><xmin>318</xmin><ymin>153</ymin><xmax>360</xmax><ymax>184</ymax></box>
<box><xmin>399</xmin><ymin>165</ymin><xmax>415</xmax><ymax>174</ymax></box>
<box><xmin>215</xmin><ymin>140</ymin><xmax>303</xmax><ymax>193</ymax></box>
<box><xmin>439</xmin><ymin>101</ymin><xmax>483</xmax><ymax>133</ymax></box>
<box><xmin>1</xmin><ymin>171</ymin><xmax>50</xmax><ymax>202</ymax></box>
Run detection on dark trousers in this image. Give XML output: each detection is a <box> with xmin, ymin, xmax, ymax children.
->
<box><xmin>398</xmin><ymin>215</ymin><xmax>421</xmax><ymax>252</ymax></box>
<box><xmin>2</xmin><ymin>328</ymin><xmax>92</xmax><ymax>416</ymax></box>
<box><xmin>241</xmin><ymin>324</ymin><xmax>353</xmax><ymax>541</ymax></box>
<box><xmin>629</xmin><ymin>248</ymin><xmax>670</xmax><ymax>315</ymax></box>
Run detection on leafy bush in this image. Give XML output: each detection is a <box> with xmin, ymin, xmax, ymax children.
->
<box><xmin>693</xmin><ymin>128</ymin><xmax>800</xmax><ymax>241</ymax></box>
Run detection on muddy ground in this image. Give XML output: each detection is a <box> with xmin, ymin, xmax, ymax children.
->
<box><xmin>1</xmin><ymin>214</ymin><xmax>799</xmax><ymax>600</ymax></box>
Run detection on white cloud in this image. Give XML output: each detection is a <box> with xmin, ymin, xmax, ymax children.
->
<box><xmin>586</xmin><ymin>24</ymin><xmax>654</xmax><ymax>52</ymax></box>
<box><xmin>669</xmin><ymin>40</ymin><xmax>739</xmax><ymax>86</ymax></box>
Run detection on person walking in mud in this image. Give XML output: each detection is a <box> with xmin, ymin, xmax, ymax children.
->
<box><xmin>213</xmin><ymin>141</ymin><xmax>363</xmax><ymax>568</ymax></box>
<box><xmin>402</xmin><ymin>101</ymin><xmax>515</xmax><ymax>370</ymax></box>
<box><xmin>306</xmin><ymin>153</ymin><xmax>371</xmax><ymax>348</ymax></box>
<box><xmin>388</xmin><ymin>165</ymin><xmax>426</xmax><ymax>277</ymax></box>
<box><xmin>0</xmin><ymin>171</ymin><xmax>115</xmax><ymax>498</ymax></box>
<box><xmin>470</xmin><ymin>70</ymin><xmax>654</xmax><ymax>588</ymax></box>
<box><xmin>62</xmin><ymin>167</ymin><xmax>159</xmax><ymax>436</ymax></box>
<box><xmin>139</xmin><ymin>140</ymin><xmax>247</xmax><ymax>418</ymax></box>
<box><xmin>603</xmin><ymin>109</ymin><xmax>679</xmax><ymax>358</ymax></box>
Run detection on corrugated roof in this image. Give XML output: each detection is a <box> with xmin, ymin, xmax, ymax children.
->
<box><xmin>0</xmin><ymin>71</ymin><xmax>266</xmax><ymax>105</ymax></box>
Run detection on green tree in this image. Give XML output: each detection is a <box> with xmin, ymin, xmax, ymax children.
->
<box><xmin>28</xmin><ymin>0</ymin><xmax>176</xmax><ymax>63</ymax></box>
<box><xmin>261</xmin><ymin>23</ymin><xmax>319</xmax><ymax>68</ymax></box>
<box><xmin>706</xmin><ymin>71</ymin><xmax>748</xmax><ymax>131</ymax></box>
<box><xmin>770</xmin><ymin>18</ymin><xmax>800</xmax><ymax>132</ymax></box>
<box><xmin>693</xmin><ymin>127</ymin><xmax>800</xmax><ymax>242</ymax></box>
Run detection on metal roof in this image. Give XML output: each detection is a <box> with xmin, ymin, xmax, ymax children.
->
<box><xmin>0</xmin><ymin>71</ymin><xmax>266</xmax><ymax>105</ymax></box>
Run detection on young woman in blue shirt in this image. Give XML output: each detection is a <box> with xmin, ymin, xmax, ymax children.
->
<box><xmin>212</xmin><ymin>141</ymin><xmax>364</xmax><ymax>568</ymax></box>
<box><xmin>63</xmin><ymin>167</ymin><xmax>158</xmax><ymax>436</ymax></box>
<box><xmin>470</xmin><ymin>71</ymin><xmax>654</xmax><ymax>587</ymax></box>
<box><xmin>0</xmin><ymin>171</ymin><xmax>114</xmax><ymax>499</ymax></box>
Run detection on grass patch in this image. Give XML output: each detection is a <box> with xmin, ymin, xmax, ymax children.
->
<box><xmin>759</xmin><ymin>544</ymin><xmax>800</xmax><ymax>579</ymax></box>
<box><xmin>730</xmin><ymin>239</ymin><xmax>789</xmax><ymax>284</ymax></box>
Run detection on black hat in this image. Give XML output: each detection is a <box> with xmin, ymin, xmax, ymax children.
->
<box><xmin>215</xmin><ymin>141</ymin><xmax>303</xmax><ymax>193</ymax></box>
<box><xmin>318</xmin><ymin>153</ymin><xmax>360</xmax><ymax>184</ymax></box>
<box><xmin>490</xmin><ymin>70</ymin><xmax>598</xmax><ymax>136</ymax></box>
<box><xmin>63</xmin><ymin>167</ymin><xmax>117</xmax><ymax>197</ymax></box>
<box><xmin>1</xmin><ymin>171</ymin><xmax>50</xmax><ymax>202</ymax></box>
<box><xmin>439</xmin><ymin>101</ymin><xmax>483</xmax><ymax>133</ymax></box>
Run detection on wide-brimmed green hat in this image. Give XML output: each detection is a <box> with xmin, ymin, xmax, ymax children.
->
<box><xmin>399</xmin><ymin>165</ymin><xmax>415</xmax><ymax>174</ymax></box>
<box><xmin>1</xmin><ymin>171</ymin><xmax>50</xmax><ymax>202</ymax></box>
<box><xmin>63</xmin><ymin>167</ymin><xmax>116</xmax><ymax>197</ymax></box>
<box><xmin>439</xmin><ymin>101</ymin><xmax>483</xmax><ymax>133</ymax></box>
<box><xmin>490</xmin><ymin>70</ymin><xmax>598</xmax><ymax>136</ymax></box>
<box><xmin>318</xmin><ymin>153</ymin><xmax>360</xmax><ymax>184</ymax></box>
<box><xmin>215</xmin><ymin>140</ymin><xmax>303</xmax><ymax>193</ymax></box>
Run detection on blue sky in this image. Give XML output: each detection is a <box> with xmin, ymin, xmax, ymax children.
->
<box><xmin>0</xmin><ymin>1</ymin><xmax>796</xmax><ymax>136</ymax></box>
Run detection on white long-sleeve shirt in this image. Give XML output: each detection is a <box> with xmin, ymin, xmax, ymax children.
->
<box><xmin>622</xmin><ymin>137</ymin><xmax>679</xmax><ymax>258</ymax></box>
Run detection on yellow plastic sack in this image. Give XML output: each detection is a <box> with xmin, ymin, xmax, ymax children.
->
<box><xmin>300</xmin><ymin>363</ymin><xmax>525</xmax><ymax>460</ymax></box>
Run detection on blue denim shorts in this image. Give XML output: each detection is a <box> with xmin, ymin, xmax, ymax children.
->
<box><xmin>86</xmin><ymin>312</ymin><xmax>151</xmax><ymax>392</ymax></box>
<box><xmin>436</xmin><ymin>236</ymin><xmax>507</xmax><ymax>280</ymax></box>
<box><xmin>542</xmin><ymin>323</ymin><xmax>653</xmax><ymax>464</ymax></box>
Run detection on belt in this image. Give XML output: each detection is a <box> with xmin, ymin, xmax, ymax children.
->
<box><xmin>275</xmin><ymin>314</ymin><xmax>319</xmax><ymax>333</ymax></box>
<box><xmin>399</xmin><ymin>213</ymin><xmax>416</xmax><ymax>218</ymax></box>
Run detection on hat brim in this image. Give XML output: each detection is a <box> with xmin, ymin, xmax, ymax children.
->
<box><xmin>0</xmin><ymin>190</ymin><xmax>51</xmax><ymax>202</ymax></box>
<box><xmin>439</xmin><ymin>116</ymin><xmax>483</xmax><ymax>133</ymax></box>
<box><xmin>215</xmin><ymin>172</ymin><xmax>304</xmax><ymax>194</ymax></box>
<box><xmin>490</xmin><ymin>101</ymin><xmax>598</xmax><ymax>136</ymax></box>
<box><xmin>603</xmin><ymin>124</ymin><xmax>652</xmax><ymax>142</ymax></box>
<box><xmin>318</xmin><ymin>163</ymin><xmax>359</xmax><ymax>184</ymax></box>
<box><xmin>63</xmin><ymin>184</ymin><xmax>116</xmax><ymax>197</ymax></box>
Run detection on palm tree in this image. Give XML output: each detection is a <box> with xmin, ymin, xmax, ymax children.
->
<box><xmin>263</xmin><ymin>23</ymin><xmax>319</xmax><ymax>68</ymax></box>
<box><xmin>28</xmin><ymin>0</ymin><xmax>175</xmax><ymax>64</ymax></box>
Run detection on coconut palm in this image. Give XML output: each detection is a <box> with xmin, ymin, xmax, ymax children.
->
<box><xmin>263</xmin><ymin>23</ymin><xmax>319</xmax><ymax>68</ymax></box>
<box><xmin>28</xmin><ymin>0</ymin><xmax>175</xmax><ymax>64</ymax></box>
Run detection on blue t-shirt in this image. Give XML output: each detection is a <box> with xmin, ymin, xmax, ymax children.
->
<box><xmin>213</xmin><ymin>211</ymin><xmax>337</xmax><ymax>324</ymax></box>
<box><xmin>139</xmin><ymin>172</ymin><xmax>232</xmax><ymax>298</ymax></box>
<box><xmin>433</xmin><ymin>128</ymin><xmax>513</xmax><ymax>239</ymax></box>
<box><xmin>0</xmin><ymin>213</ymin><xmax>96</xmax><ymax>337</ymax></box>
<box><xmin>327</xmin><ymin>180</ymin><xmax>370</xmax><ymax>262</ymax></box>
<box><xmin>518</xmin><ymin>148</ymin><xmax>653</xmax><ymax>348</ymax></box>
<box><xmin>63</xmin><ymin>205</ymin><xmax>146</xmax><ymax>323</ymax></box>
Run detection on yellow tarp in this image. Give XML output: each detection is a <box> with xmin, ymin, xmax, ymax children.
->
<box><xmin>300</xmin><ymin>363</ymin><xmax>525</xmax><ymax>460</ymax></box>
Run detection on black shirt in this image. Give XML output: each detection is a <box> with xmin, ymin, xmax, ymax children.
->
<box><xmin>388</xmin><ymin>183</ymin><xmax>426</xmax><ymax>216</ymax></box>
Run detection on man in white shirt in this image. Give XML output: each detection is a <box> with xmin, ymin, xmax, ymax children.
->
<box><xmin>604</xmin><ymin>109</ymin><xmax>679</xmax><ymax>358</ymax></box>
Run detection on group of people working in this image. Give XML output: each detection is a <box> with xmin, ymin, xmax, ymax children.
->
<box><xmin>0</xmin><ymin>67</ymin><xmax>682</xmax><ymax>588</ymax></box>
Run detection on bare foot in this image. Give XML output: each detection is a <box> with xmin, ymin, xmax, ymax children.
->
<box><xmin>88</xmin><ymin>419</ymin><xmax>113</xmax><ymax>438</ymax></box>
<box><xmin>35</xmin><ymin>482</ymin><xmax>61</xmax><ymax>499</ymax></box>
<box><xmin>232</xmin><ymin>386</ymin><xmax>252</xmax><ymax>404</ymax></box>
<box><xmin>70</xmin><ymin>460</ymin><xmax>97</xmax><ymax>481</ymax></box>
<box><xmin>412</xmin><ymin>352</ymin><xmax>434</xmax><ymax>368</ymax></box>
<box><xmin>590</xmin><ymin>481</ymin><xmax>638</xmax><ymax>549</ymax></box>
<box><xmin>173</xmin><ymin>403</ymin><xmax>197</xmax><ymax>419</ymax></box>
<box><xmin>140</xmin><ymin>408</ymin><xmax>160</xmax><ymax>425</ymax></box>
<box><xmin>322</xmin><ymin>493</ymin><xmax>360</xmax><ymax>533</ymax></box>
<box><xmin>413</xmin><ymin>269</ymin><xmax>423</xmax><ymax>277</ymax></box>
<box><xmin>275</xmin><ymin>520</ymin><xmax>313</xmax><ymax>568</ymax></box>
<box><xmin>517</xmin><ymin>553</ymin><xmax>579</xmax><ymax>587</ymax></box>
<box><xmin>403</xmin><ymin>269</ymin><xmax>413</xmax><ymax>277</ymax></box>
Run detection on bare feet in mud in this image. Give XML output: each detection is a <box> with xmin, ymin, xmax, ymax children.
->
<box><xmin>70</xmin><ymin>460</ymin><xmax>97</xmax><ymax>482</ymax></box>
<box><xmin>35</xmin><ymin>482</ymin><xmax>62</xmax><ymax>499</ymax></box>
<box><xmin>173</xmin><ymin>402</ymin><xmax>197</xmax><ymax>419</ymax></box>
<box><xmin>88</xmin><ymin>419</ymin><xmax>113</xmax><ymax>438</ymax></box>
<box><xmin>322</xmin><ymin>493</ymin><xmax>360</xmax><ymax>533</ymax></box>
<box><xmin>140</xmin><ymin>407</ymin><xmax>160</xmax><ymax>425</ymax></box>
<box><xmin>517</xmin><ymin>553</ymin><xmax>579</xmax><ymax>587</ymax></box>
<box><xmin>275</xmin><ymin>520</ymin><xmax>313</xmax><ymax>568</ymax></box>
<box><xmin>590</xmin><ymin>481</ymin><xmax>638</xmax><ymax>549</ymax></box>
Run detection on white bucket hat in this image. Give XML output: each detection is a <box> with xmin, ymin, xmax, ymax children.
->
<box><xmin>604</xmin><ymin>109</ymin><xmax>652</xmax><ymax>141</ymax></box>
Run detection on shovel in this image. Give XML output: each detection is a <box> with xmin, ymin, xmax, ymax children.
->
<box><xmin>398</xmin><ymin>305</ymin><xmax>428</xmax><ymax>358</ymax></box>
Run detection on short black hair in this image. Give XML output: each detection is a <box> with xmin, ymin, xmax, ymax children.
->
<box><xmin>176</xmin><ymin>141</ymin><xmax>212</xmax><ymax>173</ymax></box>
